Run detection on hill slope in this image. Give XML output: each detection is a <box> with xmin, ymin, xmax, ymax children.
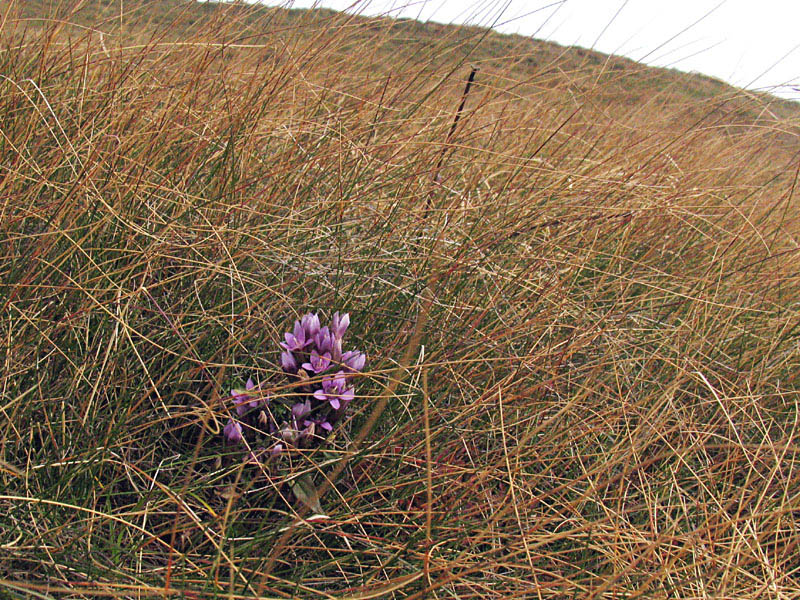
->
<box><xmin>11</xmin><ymin>0</ymin><xmax>800</xmax><ymax>121</ymax></box>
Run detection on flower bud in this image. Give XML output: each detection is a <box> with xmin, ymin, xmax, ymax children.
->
<box><xmin>281</xmin><ymin>351</ymin><xmax>298</xmax><ymax>373</ymax></box>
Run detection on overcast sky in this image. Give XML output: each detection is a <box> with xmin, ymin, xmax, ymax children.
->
<box><xmin>249</xmin><ymin>0</ymin><xmax>800</xmax><ymax>101</ymax></box>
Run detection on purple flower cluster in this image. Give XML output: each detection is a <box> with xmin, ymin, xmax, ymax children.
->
<box><xmin>223</xmin><ymin>312</ymin><xmax>365</xmax><ymax>457</ymax></box>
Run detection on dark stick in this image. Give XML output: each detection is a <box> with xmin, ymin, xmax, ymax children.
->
<box><xmin>425</xmin><ymin>66</ymin><xmax>479</xmax><ymax>215</ymax></box>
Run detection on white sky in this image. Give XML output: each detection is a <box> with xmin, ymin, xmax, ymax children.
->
<box><xmin>249</xmin><ymin>0</ymin><xmax>800</xmax><ymax>101</ymax></box>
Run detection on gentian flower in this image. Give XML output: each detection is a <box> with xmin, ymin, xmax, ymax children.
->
<box><xmin>281</xmin><ymin>350</ymin><xmax>298</xmax><ymax>373</ymax></box>
<box><xmin>331</xmin><ymin>312</ymin><xmax>350</xmax><ymax>339</ymax></box>
<box><xmin>231</xmin><ymin>377</ymin><xmax>262</xmax><ymax>416</ymax></box>
<box><xmin>302</xmin><ymin>349</ymin><xmax>331</xmax><ymax>374</ymax></box>
<box><xmin>301</xmin><ymin>313</ymin><xmax>321</xmax><ymax>339</ymax></box>
<box><xmin>281</xmin><ymin>320</ymin><xmax>311</xmax><ymax>352</ymax></box>
<box><xmin>313</xmin><ymin>371</ymin><xmax>354</xmax><ymax>410</ymax></box>
<box><xmin>304</xmin><ymin>417</ymin><xmax>333</xmax><ymax>433</ymax></box>
<box><xmin>314</xmin><ymin>326</ymin><xmax>334</xmax><ymax>354</ymax></box>
<box><xmin>224</xmin><ymin>419</ymin><xmax>243</xmax><ymax>443</ymax></box>
<box><xmin>342</xmin><ymin>350</ymin><xmax>366</xmax><ymax>372</ymax></box>
<box><xmin>292</xmin><ymin>399</ymin><xmax>312</xmax><ymax>420</ymax></box>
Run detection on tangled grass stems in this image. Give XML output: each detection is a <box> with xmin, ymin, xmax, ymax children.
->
<box><xmin>1</xmin><ymin>0</ymin><xmax>799</xmax><ymax>598</ymax></box>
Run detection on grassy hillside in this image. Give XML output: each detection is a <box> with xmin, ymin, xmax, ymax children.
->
<box><xmin>1</xmin><ymin>1</ymin><xmax>800</xmax><ymax>598</ymax></box>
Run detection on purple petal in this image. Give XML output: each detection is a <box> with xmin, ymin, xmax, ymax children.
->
<box><xmin>340</xmin><ymin>387</ymin><xmax>354</xmax><ymax>403</ymax></box>
<box><xmin>250</xmin><ymin>393</ymin><xmax>267</xmax><ymax>409</ymax></box>
<box><xmin>331</xmin><ymin>311</ymin><xmax>350</xmax><ymax>339</ymax></box>
<box><xmin>292</xmin><ymin>400</ymin><xmax>311</xmax><ymax>420</ymax></box>
<box><xmin>224</xmin><ymin>419</ymin><xmax>243</xmax><ymax>443</ymax></box>
<box><xmin>355</xmin><ymin>353</ymin><xmax>366</xmax><ymax>371</ymax></box>
<box><xmin>333</xmin><ymin>370</ymin><xmax>347</xmax><ymax>390</ymax></box>
<box><xmin>315</xmin><ymin>327</ymin><xmax>332</xmax><ymax>353</ymax></box>
<box><xmin>245</xmin><ymin>377</ymin><xmax>255</xmax><ymax>391</ymax></box>
<box><xmin>329</xmin><ymin>398</ymin><xmax>340</xmax><ymax>410</ymax></box>
<box><xmin>313</xmin><ymin>350</ymin><xmax>331</xmax><ymax>373</ymax></box>
<box><xmin>294</xmin><ymin>322</ymin><xmax>311</xmax><ymax>347</ymax></box>
<box><xmin>231</xmin><ymin>389</ymin><xmax>250</xmax><ymax>408</ymax></box>
<box><xmin>320</xmin><ymin>421</ymin><xmax>333</xmax><ymax>432</ymax></box>
<box><xmin>313</xmin><ymin>389</ymin><xmax>327</xmax><ymax>401</ymax></box>
<box><xmin>302</xmin><ymin>313</ymin><xmax>321</xmax><ymax>338</ymax></box>
<box><xmin>281</xmin><ymin>351</ymin><xmax>298</xmax><ymax>373</ymax></box>
<box><xmin>344</xmin><ymin>350</ymin><xmax>366</xmax><ymax>372</ymax></box>
<box><xmin>321</xmin><ymin>374</ymin><xmax>336</xmax><ymax>393</ymax></box>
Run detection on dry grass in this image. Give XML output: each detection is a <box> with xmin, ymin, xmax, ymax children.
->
<box><xmin>1</xmin><ymin>1</ymin><xmax>800</xmax><ymax>598</ymax></box>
